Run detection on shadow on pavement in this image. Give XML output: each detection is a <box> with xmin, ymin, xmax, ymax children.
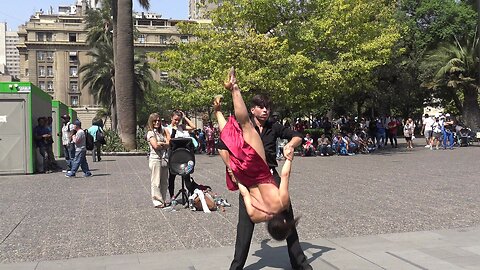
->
<box><xmin>245</xmin><ymin>239</ymin><xmax>334</xmax><ymax>269</ymax></box>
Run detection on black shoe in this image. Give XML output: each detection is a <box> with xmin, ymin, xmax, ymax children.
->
<box><xmin>294</xmin><ymin>264</ymin><xmax>313</xmax><ymax>270</ymax></box>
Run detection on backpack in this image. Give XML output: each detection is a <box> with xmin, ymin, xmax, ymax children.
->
<box><xmin>96</xmin><ymin>128</ymin><xmax>106</xmax><ymax>145</ymax></box>
<box><xmin>85</xmin><ymin>129</ymin><xmax>94</xmax><ymax>150</ymax></box>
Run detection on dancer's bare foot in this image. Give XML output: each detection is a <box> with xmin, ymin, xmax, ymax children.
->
<box><xmin>224</xmin><ymin>66</ymin><xmax>236</xmax><ymax>90</ymax></box>
<box><xmin>213</xmin><ymin>94</ymin><xmax>223</xmax><ymax>112</ymax></box>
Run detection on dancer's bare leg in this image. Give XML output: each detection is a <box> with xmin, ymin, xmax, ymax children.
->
<box><xmin>226</xmin><ymin>68</ymin><xmax>266</xmax><ymax>163</ymax></box>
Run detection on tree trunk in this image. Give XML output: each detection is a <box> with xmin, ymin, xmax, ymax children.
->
<box><xmin>110</xmin><ymin>84</ymin><xmax>117</xmax><ymax>130</ymax></box>
<box><xmin>462</xmin><ymin>87</ymin><xmax>480</xmax><ymax>131</ymax></box>
<box><xmin>111</xmin><ymin>0</ymin><xmax>118</xmax><ymax>131</ymax></box>
<box><xmin>115</xmin><ymin>0</ymin><xmax>137</xmax><ymax>150</ymax></box>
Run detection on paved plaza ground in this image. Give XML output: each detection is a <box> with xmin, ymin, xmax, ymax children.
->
<box><xmin>1</xmin><ymin>142</ymin><xmax>480</xmax><ymax>269</ymax></box>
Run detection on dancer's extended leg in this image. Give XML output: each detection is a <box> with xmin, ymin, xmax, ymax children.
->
<box><xmin>227</xmin><ymin>69</ymin><xmax>266</xmax><ymax>163</ymax></box>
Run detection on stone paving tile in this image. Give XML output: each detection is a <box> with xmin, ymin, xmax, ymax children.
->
<box><xmin>1</xmin><ymin>145</ymin><xmax>480</xmax><ymax>264</ymax></box>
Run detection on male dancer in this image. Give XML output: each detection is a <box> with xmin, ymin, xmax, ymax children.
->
<box><xmin>229</xmin><ymin>92</ymin><xmax>311</xmax><ymax>269</ymax></box>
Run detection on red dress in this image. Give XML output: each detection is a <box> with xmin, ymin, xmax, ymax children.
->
<box><xmin>220</xmin><ymin>116</ymin><xmax>276</xmax><ymax>191</ymax></box>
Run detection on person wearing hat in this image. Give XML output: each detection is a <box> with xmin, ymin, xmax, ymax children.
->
<box><xmin>66</xmin><ymin>120</ymin><xmax>92</xmax><ymax>177</ymax></box>
<box><xmin>442</xmin><ymin>113</ymin><xmax>455</xmax><ymax>150</ymax></box>
<box><xmin>60</xmin><ymin>115</ymin><xmax>75</xmax><ymax>172</ymax></box>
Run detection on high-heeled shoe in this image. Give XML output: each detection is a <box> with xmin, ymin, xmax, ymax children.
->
<box><xmin>224</xmin><ymin>66</ymin><xmax>236</xmax><ymax>89</ymax></box>
<box><xmin>213</xmin><ymin>94</ymin><xmax>224</xmax><ymax>111</ymax></box>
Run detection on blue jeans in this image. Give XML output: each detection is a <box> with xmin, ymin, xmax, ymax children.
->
<box><xmin>319</xmin><ymin>145</ymin><xmax>331</xmax><ymax>155</ymax></box>
<box><xmin>65</xmin><ymin>143</ymin><xmax>76</xmax><ymax>170</ymax></box>
<box><xmin>443</xmin><ymin>130</ymin><xmax>454</xmax><ymax>149</ymax></box>
<box><xmin>69</xmin><ymin>149</ymin><xmax>90</xmax><ymax>175</ymax></box>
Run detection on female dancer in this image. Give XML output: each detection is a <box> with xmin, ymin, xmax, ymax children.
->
<box><xmin>214</xmin><ymin>67</ymin><xmax>293</xmax><ymax>224</ymax></box>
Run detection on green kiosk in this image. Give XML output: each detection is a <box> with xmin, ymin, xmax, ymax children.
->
<box><xmin>0</xmin><ymin>82</ymin><xmax>52</xmax><ymax>174</ymax></box>
<box><xmin>51</xmin><ymin>100</ymin><xmax>69</xmax><ymax>158</ymax></box>
<box><xmin>68</xmin><ymin>107</ymin><xmax>78</xmax><ymax>123</ymax></box>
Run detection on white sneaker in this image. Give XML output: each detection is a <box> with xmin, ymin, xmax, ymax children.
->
<box><xmin>424</xmin><ymin>145</ymin><xmax>430</xmax><ymax>148</ymax></box>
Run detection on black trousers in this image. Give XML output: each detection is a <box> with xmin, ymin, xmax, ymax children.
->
<box><xmin>168</xmin><ymin>172</ymin><xmax>194</xmax><ymax>198</ymax></box>
<box><xmin>92</xmin><ymin>142</ymin><xmax>102</xmax><ymax>162</ymax></box>
<box><xmin>229</xmin><ymin>169</ymin><xmax>309</xmax><ymax>270</ymax></box>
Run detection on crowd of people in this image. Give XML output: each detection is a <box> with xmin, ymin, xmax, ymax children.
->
<box><xmin>275</xmin><ymin>113</ymin><xmax>473</xmax><ymax>158</ymax></box>
<box><xmin>34</xmin><ymin>114</ymin><xmax>104</xmax><ymax>177</ymax></box>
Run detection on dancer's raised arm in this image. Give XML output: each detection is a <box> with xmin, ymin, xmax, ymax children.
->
<box><xmin>237</xmin><ymin>182</ymin><xmax>273</xmax><ymax>223</ymax></box>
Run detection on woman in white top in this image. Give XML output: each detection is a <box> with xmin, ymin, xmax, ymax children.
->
<box><xmin>147</xmin><ymin>113</ymin><xmax>171</xmax><ymax>208</ymax></box>
<box><xmin>166</xmin><ymin>110</ymin><xmax>196</xmax><ymax>201</ymax></box>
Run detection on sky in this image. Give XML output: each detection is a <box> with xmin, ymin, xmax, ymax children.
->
<box><xmin>0</xmin><ymin>0</ymin><xmax>189</xmax><ymax>31</ymax></box>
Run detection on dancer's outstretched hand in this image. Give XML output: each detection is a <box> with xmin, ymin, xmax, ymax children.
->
<box><xmin>283</xmin><ymin>144</ymin><xmax>295</xmax><ymax>161</ymax></box>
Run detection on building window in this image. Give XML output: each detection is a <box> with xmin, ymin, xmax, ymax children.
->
<box><xmin>37</xmin><ymin>33</ymin><xmax>45</xmax><ymax>41</ymax></box>
<box><xmin>47</xmin><ymin>66</ymin><xmax>53</xmax><ymax>77</ymax></box>
<box><xmin>38</xmin><ymin>66</ymin><xmax>45</xmax><ymax>77</ymax></box>
<box><xmin>159</xmin><ymin>35</ymin><xmax>166</xmax><ymax>44</ymax></box>
<box><xmin>37</xmin><ymin>32</ymin><xmax>53</xmax><ymax>41</ymax></box>
<box><xmin>46</xmin><ymin>51</ymin><xmax>54</xmax><ymax>61</ymax></box>
<box><xmin>70</xmin><ymin>95</ymin><xmax>79</xmax><ymax>107</ymax></box>
<box><xmin>47</xmin><ymin>81</ymin><xmax>54</xmax><ymax>92</ymax></box>
<box><xmin>25</xmin><ymin>68</ymin><xmax>29</xmax><ymax>76</ymax></box>
<box><xmin>37</xmin><ymin>51</ymin><xmax>45</xmax><ymax>60</ymax></box>
<box><xmin>138</xmin><ymin>34</ymin><xmax>146</xmax><ymax>43</ymax></box>
<box><xmin>69</xmin><ymin>51</ymin><xmax>78</xmax><ymax>62</ymax></box>
<box><xmin>69</xmin><ymin>66</ymin><xmax>78</xmax><ymax>77</ymax></box>
<box><xmin>70</xmin><ymin>81</ymin><xmax>78</xmax><ymax>92</ymax></box>
<box><xmin>180</xmin><ymin>35</ymin><xmax>189</xmax><ymax>43</ymax></box>
<box><xmin>69</xmin><ymin>33</ymin><xmax>77</xmax><ymax>42</ymax></box>
<box><xmin>39</xmin><ymin>81</ymin><xmax>46</xmax><ymax>90</ymax></box>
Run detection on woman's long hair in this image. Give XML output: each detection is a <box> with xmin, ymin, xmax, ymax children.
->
<box><xmin>267</xmin><ymin>212</ymin><xmax>300</xmax><ymax>241</ymax></box>
<box><xmin>147</xmin><ymin>113</ymin><xmax>162</xmax><ymax>132</ymax></box>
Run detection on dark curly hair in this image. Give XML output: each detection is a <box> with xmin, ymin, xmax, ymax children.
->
<box><xmin>267</xmin><ymin>212</ymin><xmax>300</xmax><ymax>241</ymax></box>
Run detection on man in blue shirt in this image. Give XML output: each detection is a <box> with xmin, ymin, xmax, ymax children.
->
<box><xmin>88</xmin><ymin>119</ymin><xmax>104</xmax><ymax>162</ymax></box>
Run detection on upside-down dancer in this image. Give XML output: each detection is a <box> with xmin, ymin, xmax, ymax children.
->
<box><xmin>214</xmin><ymin>67</ymin><xmax>298</xmax><ymax>240</ymax></box>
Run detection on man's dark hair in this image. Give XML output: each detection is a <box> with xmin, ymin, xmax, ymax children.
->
<box><xmin>267</xmin><ymin>212</ymin><xmax>299</xmax><ymax>241</ymax></box>
<box><xmin>251</xmin><ymin>94</ymin><xmax>272</xmax><ymax>109</ymax></box>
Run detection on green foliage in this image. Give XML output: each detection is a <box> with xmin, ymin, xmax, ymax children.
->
<box><xmin>368</xmin><ymin>0</ymin><xmax>477</xmax><ymax>118</ymax></box>
<box><xmin>102</xmin><ymin>128</ymin><xmax>149</xmax><ymax>152</ymax></box>
<box><xmin>149</xmin><ymin>0</ymin><xmax>401</xmax><ymax>116</ymax></box>
<box><xmin>136</xmin><ymin>127</ymin><xmax>149</xmax><ymax>152</ymax></box>
<box><xmin>103</xmin><ymin>129</ymin><xmax>128</xmax><ymax>152</ymax></box>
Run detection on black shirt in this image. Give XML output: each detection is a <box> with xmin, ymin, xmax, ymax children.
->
<box><xmin>216</xmin><ymin>118</ymin><xmax>302</xmax><ymax>168</ymax></box>
<box><xmin>253</xmin><ymin>119</ymin><xmax>303</xmax><ymax>168</ymax></box>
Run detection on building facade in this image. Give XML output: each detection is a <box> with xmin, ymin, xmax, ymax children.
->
<box><xmin>17</xmin><ymin>1</ymin><xmax>190</xmax><ymax>109</ymax></box>
<box><xmin>0</xmin><ymin>22</ymin><xmax>20</xmax><ymax>79</ymax></box>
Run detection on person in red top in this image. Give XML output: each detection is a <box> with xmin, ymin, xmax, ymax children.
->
<box><xmin>387</xmin><ymin>116</ymin><xmax>399</xmax><ymax>148</ymax></box>
<box><xmin>203</xmin><ymin>121</ymin><xmax>216</xmax><ymax>156</ymax></box>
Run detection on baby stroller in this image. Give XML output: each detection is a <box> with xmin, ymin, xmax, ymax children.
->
<box><xmin>457</xmin><ymin>128</ymin><xmax>474</xmax><ymax>147</ymax></box>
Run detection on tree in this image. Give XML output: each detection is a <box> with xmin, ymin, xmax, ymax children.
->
<box><xmin>368</xmin><ymin>0</ymin><xmax>478</xmax><ymax>118</ymax></box>
<box><xmin>423</xmin><ymin>36</ymin><xmax>480</xmax><ymax>130</ymax></box>
<box><xmin>79</xmin><ymin>41</ymin><xmax>114</xmax><ymax>113</ymax></box>
<box><xmin>85</xmin><ymin>0</ymin><xmax>117</xmax><ymax>129</ymax></box>
<box><xmin>114</xmin><ymin>0</ymin><xmax>150</xmax><ymax>150</ymax></box>
<box><xmin>150</xmin><ymin>0</ymin><xmax>401</xmax><ymax>117</ymax></box>
<box><xmin>80</xmin><ymin>40</ymin><xmax>153</xmax><ymax>129</ymax></box>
